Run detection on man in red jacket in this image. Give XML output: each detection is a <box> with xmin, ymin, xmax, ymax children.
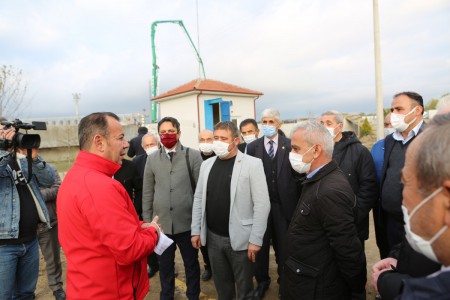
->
<box><xmin>58</xmin><ymin>112</ymin><xmax>160</xmax><ymax>300</ymax></box>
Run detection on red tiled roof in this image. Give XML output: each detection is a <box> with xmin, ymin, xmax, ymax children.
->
<box><xmin>153</xmin><ymin>78</ymin><xmax>263</xmax><ymax>100</ymax></box>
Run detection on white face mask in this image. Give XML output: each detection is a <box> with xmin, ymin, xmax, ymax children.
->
<box><xmin>390</xmin><ymin>107</ymin><xmax>418</xmax><ymax>132</ymax></box>
<box><xmin>384</xmin><ymin>128</ymin><xmax>396</xmax><ymax>137</ymax></box>
<box><xmin>198</xmin><ymin>142</ymin><xmax>213</xmax><ymax>154</ymax></box>
<box><xmin>242</xmin><ymin>134</ymin><xmax>256</xmax><ymax>144</ymax></box>
<box><xmin>145</xmin><ymin>146</ymin><xmax>158</xmax><ymax>156</ymax></box>
<box><xmin>211</xmin><ymin>140</ymin><xmax>231</xmax><ymax>159</ymax></box>
<box><xmin>326</xmin><ymin>126</ymin><xmax>338</xmax><ymax>139</ymax></box>
<box><xmin>289</xmin><ymin>145</ymin><xmax>315</xmax><ymax>174</ymax></box>
<box><xmin>402</xmin><ymin>187</ymin><xmax>447</xmax><ymax>263</ymax></box>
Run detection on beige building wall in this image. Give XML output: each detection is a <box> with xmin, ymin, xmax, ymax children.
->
<box><xmin>158</xmin><ymin>95</ymin><xmax>199</xmax><ymax>148</ymax></box>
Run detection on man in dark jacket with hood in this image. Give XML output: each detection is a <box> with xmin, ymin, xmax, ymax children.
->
<box><xmin>321</xmin><ymin>110</ymin><xmax>378</xmax><ymax>248</ymax></box>
<box><xmin>281</xmin><ymin>120</ymin><xmax>365</xmax><ymax>300</ymax></box>
<box><xmin>321</xmin><ymin>111</ymin><xmax>378</xmax><ymax>296</ymax></box>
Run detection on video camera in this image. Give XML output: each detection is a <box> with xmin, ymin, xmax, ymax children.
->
<box><xmin>0</xmin><ymin>119</ymin><xmax>47</xmax><ymax>150</ymax></box>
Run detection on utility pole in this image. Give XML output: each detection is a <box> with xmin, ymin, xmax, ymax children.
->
<box><xmin>373</xmin><ymin>0</ymin><xmax>384</xmax><ymax>140</ymax></box>
<box><xmin>73</xmin><ymin>93</ymin><xmax>81</xmax><ymax>120</ymax></box>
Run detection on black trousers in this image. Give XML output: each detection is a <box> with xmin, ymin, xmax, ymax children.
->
<box><xmin>373</xmin><ymin>203</ymin><xmax>390</xmax><ymax>259</ymax></box>
<box><xmin>385</xmin><ymin>211</ymin><xmax>405</xmax><ymax>252</ymax></box>
<box><xmin>254</xmin><ymin>202</ymin><xmax>289</xmax><ymax>286</ymax></box>
<box><xmin>147</xmin><ymin>252</ymin><xmax>159</xmax><ymax>268</ymax></box>
<box><xmin>158</xmin><ymin>230</ymin><xmax>200</xmax><ymax>300</ymax></box>
<box><xmin>200</xmin><ymin>246</ymin><xmax>211</xmax><ymax>271</ymax></box>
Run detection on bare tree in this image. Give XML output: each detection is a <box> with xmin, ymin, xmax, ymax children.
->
<box><xmin>0</xmin><ymin>65</ymin><xmax>28</xmax><ymax>117</ymax></box>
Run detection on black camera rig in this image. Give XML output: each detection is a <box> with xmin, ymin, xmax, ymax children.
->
<box><xmin>0</xmin><ymin>119</ymin><xmax>47</xmax><ymax>150</ymax></box>
<box><xmin>1</xmin><ymin>119</ymin><xmax>47</xmax><ymax>182</ymax></box>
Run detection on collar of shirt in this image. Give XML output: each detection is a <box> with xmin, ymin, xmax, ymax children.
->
<box><xmin>306</xmin><ymin>163</ymin><xmax>326</xmax><ymax>179</ymax></box>
<box><xmin>264</xmin><ymin>134</ymin><xmax>279</xmax><ymax>155</ymax></box>
<box><xmin>393</xmin><ymin>120</ymin><xmax>423</xmax><ymax>144</ymax></box>
<box><xmin>164</xmin><ymin>147</ymin><xmax>176</xmax><ymax>159</ymax></box>
<box><xmin>264</xmin><ymin>134</ymin><xmax>279</xmax><ymax>146</ymax></box>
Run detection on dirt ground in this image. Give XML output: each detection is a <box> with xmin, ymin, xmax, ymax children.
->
<box><xmin>34</xmin><ymin>214</ymin><xmax>380</xmax><ymax>300</ymax></box>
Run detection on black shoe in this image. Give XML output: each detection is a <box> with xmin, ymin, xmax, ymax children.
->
<box><xmin>252</xmin><ymin>283</ymin><xmax>269</xmax><ymax>300</ymax></box>
<box><xmin>147</xmin><ymin>266</ymin><xmax>159</xmax><ymax>278</ymax></box>
<box><xmin>201</xmin><ymin>269</ymin><xmax>212</xmax><ymax>281</ymax></box>
<box><xmin>53</xmin><ymin>289</ymin><xmax>66</xmax><ymax>300</ymax></box>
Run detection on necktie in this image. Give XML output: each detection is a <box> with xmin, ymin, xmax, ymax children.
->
<box><xmin>168</xmin><ymin>152</ymin><xmax>174</xmax><ymax>162</ymax></box>
<box><xmin>268</xmin><ymin>140</ymin><xmax>274</xmax><ymax>159</ymax></box>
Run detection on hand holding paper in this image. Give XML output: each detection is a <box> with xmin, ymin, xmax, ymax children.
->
<box><xmin>154</xmin><ymin>232</ymin><xmax>174</xmax><ymax>255</ymax></box>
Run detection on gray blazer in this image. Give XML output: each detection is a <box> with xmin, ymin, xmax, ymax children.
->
<box><xmin>142</xmin><ymin>143</ymin><xmax>203</xmax><ymax>235</ymax></box>
<box><xmin>191</xmin><ymin>151</ymin><xmax>270</xmax><ymax>251</ymax></box>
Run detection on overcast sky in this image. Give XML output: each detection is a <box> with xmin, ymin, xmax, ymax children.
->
<box><xmin>1</xmin><ymin>0</ymin><xmax>449</xmax><ymax>120</ymax></box>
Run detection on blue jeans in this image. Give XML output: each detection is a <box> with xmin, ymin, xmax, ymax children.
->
<box><xmin>0</xmin><ymin>238</ymin><xmax>39</xmax><ymax>300</ymax></box>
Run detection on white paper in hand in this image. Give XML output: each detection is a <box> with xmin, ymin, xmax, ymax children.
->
<box><xmin>154</xmin><ymin>232</ymin><xmax>174</xmax><ymax>255</ymax></box>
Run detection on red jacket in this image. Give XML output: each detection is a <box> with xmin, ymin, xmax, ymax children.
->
<box><xmin>58</xmin><ymin>151</ymin><xmax>158</xmax><ymax>299</ymax></box>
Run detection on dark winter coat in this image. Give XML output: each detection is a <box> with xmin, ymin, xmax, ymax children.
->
<box><xmin>114</xmin><ymin>159</ymin><xmax>143</xmax><ymax>218</ymax></box>
<box><xmin>396</xmin><ymin>270</ymin><xmax>450</xmax><ymax>300</ymax></box>
<box><xmin>281</xmin><ymin>161</ymin><xmax>366</xmax><ymax>300</ymax></box>
<box><xmin>333</xmin><ymin>131</ymin><xmax>378</xmax><ymax>241</ymax></box>
<box><xmin>377</xmin><ymin>237</ymin><xmax>441</xmax><ymax>300</ymax></box>
<box><xmin>127</xmin><ymin>127</ymin><xmax>148</xmax><ymax>158</ymax></box>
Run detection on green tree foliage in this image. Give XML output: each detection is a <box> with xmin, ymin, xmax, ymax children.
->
<box><xmin>0</xmin><ymin>65</ymin><xmax>28</xmax><ymax>117</ymax></box>
<box><xmin>425</xmin><ymin>99</ymin><xmax>439</xmax><ymax>110</ymax></box>
<box><xmin>361</xmin><ymin>118</ymin><xmax>372</xmax><ymax>137</ymax></box>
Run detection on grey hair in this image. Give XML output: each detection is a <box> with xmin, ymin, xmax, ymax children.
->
<box><xmin>436</xmin><ymin>94</ymin><xmax>450</xmax><ymax>113</ymax></box>
<box><xmin>141</xmin><ymin>132</ymin><xmax>159</xmax><ymax>147</ymax></box>
<box><xmin>415</xmin><ymin>120</ymin><xmax>450</xmax><ymax>195</ymax></box>
<box><xmin>290</xmin><ymin>120</ymin><xmax>334</xmax><ymax>158</ymax></box>
<box><xmin>321</xmin><ymin>110</ymin><xmax>344</xmax><ymax>124</ymax></box>
<box><xmin>261</xmin><ymin>108</ymin><xmax>281</xmax><ymax>123</ymax></box>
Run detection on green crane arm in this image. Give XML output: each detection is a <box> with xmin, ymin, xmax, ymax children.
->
<box><xmin>150</xmin><ymin>20</ymin><xmax>206</xmax><ymax>122</ymax></box>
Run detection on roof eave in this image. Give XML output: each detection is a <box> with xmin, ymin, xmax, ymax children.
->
<box><xmin>153</xmin><ymin>89</ymin><xmax>263</xmax><ymax>102</ymax></box>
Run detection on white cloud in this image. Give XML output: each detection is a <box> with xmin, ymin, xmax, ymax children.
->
<box><xmin>0</xmin><ymin>0</ymin><xmax>449</xmax><ymax>119</ymax></box>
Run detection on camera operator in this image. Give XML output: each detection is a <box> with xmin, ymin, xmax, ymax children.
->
<box><xmin>16</xmin><ymin>146</ymin><xmax>66</xmax><ymax>300</ymax></box>
<box><xmin>0</xmin><ymin>119</ymin><xmax>50</xmax><ymax>300</ymax></box>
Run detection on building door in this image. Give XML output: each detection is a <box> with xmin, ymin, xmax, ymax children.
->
<box><xmin>204</xmin><ymin>98</ymin><xmax>231</xmax><ymax>130</ymax></box>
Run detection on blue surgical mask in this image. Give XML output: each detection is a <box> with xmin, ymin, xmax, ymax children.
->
<box><xmin>262</xmin><ymin>125</ymin><xmax>277</xmax><ymax>138</ymax></box>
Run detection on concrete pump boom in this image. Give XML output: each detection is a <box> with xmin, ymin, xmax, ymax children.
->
<box><xmin>150</xmin><ymin>20</ymin><xmax>206</xmax><ymax>122</ymax></box>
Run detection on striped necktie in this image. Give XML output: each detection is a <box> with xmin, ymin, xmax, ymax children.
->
<box><xmin>268</xmin><ymin>140</ymin><xmax>274</xmax><ymax>159</ymax></box>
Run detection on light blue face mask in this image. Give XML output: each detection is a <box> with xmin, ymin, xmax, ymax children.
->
<box><xmin>262</xmin><ymin>125</ymin><xmax>277</xmax><ymax>138</ymax></box>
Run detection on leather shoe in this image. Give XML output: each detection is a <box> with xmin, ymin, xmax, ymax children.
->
<box><xmin>53</xmin><ymin>289</ymin><xmax>66</xmax><ymax>300</ymax></box>
<box><xmin>201</xmin><ymin>269</ymin><xmax>212</xmax><ymax>281</ymax></box>
<box><xmin>252</xmin><ymin>283</ymin><xmax>269</xmax><ymax>300</ymax></box>
<box><xmin>147</xmin><ymin>266</ymin><xmax>159</xmax><ymax>278</ymax></box>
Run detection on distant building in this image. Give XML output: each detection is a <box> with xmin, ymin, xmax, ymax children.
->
<box><xmin>152</xmin><ymin>78</ymin><xmax>263</xmax><ymax>147</ymax></box>
<box><xmin>22</xmin><ymin>113</ymin><xmax>144</xmax><ymax>127</ymax></box>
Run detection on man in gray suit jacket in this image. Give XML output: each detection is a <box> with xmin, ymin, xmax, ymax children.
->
<box><xmin>191</xmin><ymin>121</ymin><xmax>270</xmax><ymax>300</ymax></box>
<box><xmin>142</xmin><ymin>117</ymin><xmax>203</xmax><ymax>300</ymax></box>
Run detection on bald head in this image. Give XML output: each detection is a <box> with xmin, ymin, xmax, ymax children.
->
<box><xmin>402</xmin><ymin>115</ymin><xmax>450</xmax><ymax>266</ymax></box>
<box><xmin>412</xmin><ymin>121</ymin><xmax>450</xmax><ymax>195</ymax></box>
<box><xmin>199</xmin><ymin>130</ymin><xmax>214</xmax><ymax>144</ymax></box>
